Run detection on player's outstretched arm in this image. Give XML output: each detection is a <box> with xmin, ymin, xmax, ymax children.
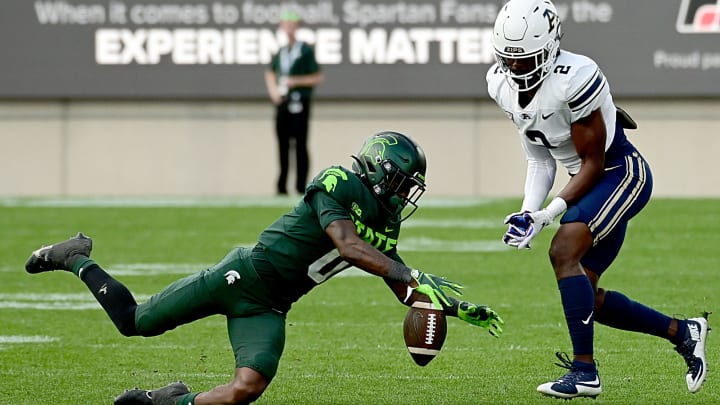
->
<box><xmin>325</xmin><ymin>219</ymin><xmax>463</xmax><ymax>309</ymax></box>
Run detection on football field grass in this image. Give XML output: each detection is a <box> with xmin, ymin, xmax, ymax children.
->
<box><xmin>0</xmin><ymin>197</ymin><xmax>717</xmax><ymax>404</ymax></box>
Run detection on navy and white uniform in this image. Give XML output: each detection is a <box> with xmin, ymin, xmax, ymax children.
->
<box><xmin>486</xmin><ymin>50</ymin><xmax>653</xmax><ymax>273</ymax></box>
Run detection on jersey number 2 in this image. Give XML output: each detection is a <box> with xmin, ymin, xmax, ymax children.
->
<box><xmin>525</xmin><ymin>130</ymin><xmax>557</xmax><ymax>149</ymax></box>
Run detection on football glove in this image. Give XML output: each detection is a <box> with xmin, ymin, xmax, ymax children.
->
<box><xmin>457</xmin><ymin>301</ymin><xmax>504</xmax><ymax>337</ymax></box>
<box><xmin>503</xmin><ymin>211</ymin><xmax>531</xmax><ymax>249</ymax></box>
<box><xmin>410</xmin><ymin>269</ymin><xmax>464</xmax><ymax>310</ymax></box>
<box><xmin>515</xmin><ymin>209</ymin><xmax>553</xmax><ymax>250</ymax></box>
<box><xmin>505</xmin><ymin>198</ymin><xmax>567</xmax><ymax>250</ymax></box>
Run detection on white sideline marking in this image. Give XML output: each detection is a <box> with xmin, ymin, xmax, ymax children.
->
<box><xmin>0</xmin><ymin>197</ymin><xmax>499</xmax><ymax>208</ymax></box>
<box><xmin>403</xmin><ymin>218</ymin><xmax>500</xmax><ymax>229</ymax></box>
<box><xmin>400</xmin><ymin>237</ymin><xmax>506</xmax><ymax>252</ymax></box>
<box><xmin>0</xmin><ymin>197</ymin><xmax>297</xmax><ymax>208</ymax></box>
<box><xmin>1</xmin><ymin>233</ymin><xmax>504</xmax><ymax>310</ymax></box>
<box><xmin>0</xmin><ymin>302</ymin><xmax>102</xmax><ymax>310</ymax></box>
<box><xmin>111</xmin><ymin>264</ymin><xmax>371</xmax><ymax>278</ymax></box>
<box><xmin>108</xmin><ymin>263</ymin><xmax>212</xmax><ymax>276</ymax></box>
<box><xmin>0</xmin><ymin>293</ymin><xmax>151</xmax><ymax>311</ymax></box>
<box><xmin>0</xmin><ymin>335</ymin><xmax>58</xmax><ymax>343</ymax></box>
<box><xmin>2</xmin><ymin>236</ymin><xmax>505</xmax><ymax>278</ymax></box>
<box><xmin>0</xmin><ymin>335</ymin><xmax>59</xmax><ymax>350</ymax></box>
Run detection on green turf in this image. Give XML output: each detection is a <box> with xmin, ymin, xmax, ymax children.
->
<box><xmin>0</xmin><ymin>198</ymin><xmax>717</xmax><ymax>404</ymax></box>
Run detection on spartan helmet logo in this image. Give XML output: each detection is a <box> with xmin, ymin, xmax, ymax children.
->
<box><xmin>224</xmin><ymin>270</ymin><xmax>241</xmax><ymax>285</ymax></box>
<box><xmin>360</xmin><ymin>134</ymin><xmax>398</xmax><ymax>167</ymax></box>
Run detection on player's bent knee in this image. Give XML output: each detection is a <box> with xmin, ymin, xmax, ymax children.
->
<box><xmin>116</xmin><ymin>322</ymin><xmax>138</xmax><ymax>337</ymax></box>
<box><xmin>548</xmin><ymin>243</ymin><xmax>573</xmax><ymax>270</ymax></box>
<box><xmin>113</xmin><ymin>308</ymin><xmax>139</xmax><ymax>337</ymax></box>
<box><xmin>228</xmin><ymin>368</ymin><xmax>268</xmax><ymax>403</ymax></box>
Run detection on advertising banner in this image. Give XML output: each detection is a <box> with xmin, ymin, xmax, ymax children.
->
<box><xmin>0</xmin><ymin>0</ymin><xmax>719</xmax><ymax>98</ymax></box>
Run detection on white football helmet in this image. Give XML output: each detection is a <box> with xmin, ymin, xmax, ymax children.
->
<box><xmin>493</xmin><ymin>0</ymin><xmax>562</xmax><ymax>91</ymax></box>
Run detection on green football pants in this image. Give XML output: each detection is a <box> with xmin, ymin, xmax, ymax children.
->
<box><xmin>134</xmin><ymin>247</ymin><xmax>286</xmax><ymax>380</ymax></box>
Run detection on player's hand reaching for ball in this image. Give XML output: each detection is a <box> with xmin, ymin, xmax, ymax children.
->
<box><xmin>456</xmin><ymin>301</ymin><xmax>504</xmax><ymax>337</ymax></box>
<box><xmin>409</xmin><ymin>269</ymin><xmax>463</xmax><ymax>310</ymax></box>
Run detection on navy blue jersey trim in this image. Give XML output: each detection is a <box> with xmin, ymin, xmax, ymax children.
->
<box><xmin>569</xmin><ymin>70</ymin><xmax>605</xmax><ymax>110</ymax></box>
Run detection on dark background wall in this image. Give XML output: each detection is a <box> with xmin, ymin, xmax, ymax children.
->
<box><xmin>1</xmin><ymin>0</ymin><xmax>718</xmax><ymax>99</ymax></box>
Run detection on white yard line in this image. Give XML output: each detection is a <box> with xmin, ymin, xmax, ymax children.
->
<box><xmin>0</xmin><ymin>197</ymin><xmax>500</xmax><ymax>208</ymax></box>
<box><xmin>0</xmin><ymin>335</ymin><xmax>60</xmax><ymax>350</ymax></box>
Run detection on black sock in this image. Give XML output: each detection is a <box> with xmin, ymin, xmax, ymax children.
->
<box><xmin>79</xmin><ymin>262</ymin><xmax>139</xmax><ymax>337</ymax></box>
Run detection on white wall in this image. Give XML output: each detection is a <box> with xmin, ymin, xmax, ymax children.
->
<box><xmin>1</xmin><ymin>99</ymin><xmax>718</xmax><ymax>198</ymax></box>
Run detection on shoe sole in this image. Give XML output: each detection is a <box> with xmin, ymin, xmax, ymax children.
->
<box><xmin>537</xmin><ymin>383</ymin><xmax>602</xmax><ymax>399</ymax></box>
<box><xmin>539</xmin><ymin>392</ymin><xmax>601</xmax><ymax>400</ymax></box>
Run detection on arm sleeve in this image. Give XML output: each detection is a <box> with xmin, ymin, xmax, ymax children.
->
<box><xmin>268</xmin><ymin>52</ymin><xmax>279</xmax><ymax>72</ymax></box>
<box><xmin>309</xmin><ymin>45</ymin><xmax>320</xmax><ymax>73</ymax></box>
<box><xmin>519</xmin><ymin>139</ymin><xmax>556</xmax><ymax>212</ymax></box>
<box><xmin>486</xmin><ymin>64</ymin><xmax>501</xmax><ymax>101</ymax></box>
<box><xmin>302</xmin><ymin>43</ymin><xmax>321</xmax><ymax>74</ymax></box>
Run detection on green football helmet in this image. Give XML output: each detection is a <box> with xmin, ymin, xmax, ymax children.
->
<box><xmin>351</xmin><ymin>131</ymin><xmax>427</xmax><ymax>221</ymax></box>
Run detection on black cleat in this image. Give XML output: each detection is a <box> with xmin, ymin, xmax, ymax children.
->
<box><xmin>150</xmin><ymin>381</ymin><xmax>191</xmax><ymax>405</ymax></box>
<box><xmin>114</xmin><ymin>387</ymin><xmax>153</xmax><ymax>405</ymax></box>
<box><xmin>114</xmin><ymin>382</ymin><xmax>190</xmax><ymax>405</ymax></box>
<box><xmin>25</xmin><ymin>232</ymin><xmax>92</xmax><ymax>274</ymax></box>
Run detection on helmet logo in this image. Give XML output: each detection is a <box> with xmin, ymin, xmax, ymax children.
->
<box><xmin>360</xmin><ymin>134</ymin><xmax>399</xmax><ymax>164</ymax></box>
<box><xmin>543</xmin><ymin>8</ymin><xmax>557</xmax><ymax>33</ymax></box>
<box><xmin>319</xmin><ymin>168</ymin><xmax>348</xmax><ymax>193</ymax></box>
<box><xmin>504</xmin><ymin>46</ymin><xmax>525</xmax><ymax>53</ymax></box>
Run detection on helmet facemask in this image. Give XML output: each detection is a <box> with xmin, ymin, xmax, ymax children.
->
<box><xmin>379</xmin><ymin>159</ymin><xmax>426</xmax><ymax>221</ymax></box>
<box><xmin>496</xmin><ymin>46</ymin><xmax>555</xmax><ymax>91</ymax></box>
<box><xmin>352</xmin><ymin>132</ymin><xmax>427</xmax><ymax>222</ymax></box>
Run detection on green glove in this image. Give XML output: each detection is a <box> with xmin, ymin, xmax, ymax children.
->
<box><xmin>457</xmin><ymin>301</ymin><xmax>504</xmax><ymax>337</ymax></box>
<box><xmin>411</xmin><ymin>269</ymin><xmax>463</xmax><ymax>310</ymax></box>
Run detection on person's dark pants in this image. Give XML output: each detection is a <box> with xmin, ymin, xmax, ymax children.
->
<box><xmin>275</xmin><ymin>97</ymin><xmax>311</xmax><ymax>194</ymax></box>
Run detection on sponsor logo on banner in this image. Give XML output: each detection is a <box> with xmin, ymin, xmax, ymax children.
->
<box><xmin>677</xmin><ymin>0</ymin><xmax>720</xmax><ymax>33</ymax></box>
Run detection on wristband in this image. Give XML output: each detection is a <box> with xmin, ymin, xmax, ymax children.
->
<box><xmin>545</xmin><ymin>197</ymin><xmax>567</xmax><ymax>220</ymax></box>
<box><xmin>387</xmin><ymin>261</ymin><xmax>413</xmax><ymax>284</ymax></box>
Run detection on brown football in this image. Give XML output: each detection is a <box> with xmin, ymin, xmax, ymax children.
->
<box><xmin>403</xmin><ymin>299</ymin><xmax>447</xmax><ymax>366</ymax></box>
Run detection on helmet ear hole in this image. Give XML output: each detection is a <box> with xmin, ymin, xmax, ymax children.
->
<box><xmin>365</xmin><ymin>157</ymin><xmax>379</xmax><ymax>174</ymax></box>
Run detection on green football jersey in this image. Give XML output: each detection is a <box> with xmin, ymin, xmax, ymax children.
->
<box><xmin>256</xmin><ymin>166</ymin><xmax>402</xmax><ymax>310</ymax></box>
<box><xmin>269</xmin><ymin>42</ymin><xmax>320</xmax><ymax>98</ymax></box>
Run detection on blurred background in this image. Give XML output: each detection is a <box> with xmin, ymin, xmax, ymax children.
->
<box><xmin>1</xmin><ymin>0</ymin><xmax>718</xmax><ymax>198</ymax></box>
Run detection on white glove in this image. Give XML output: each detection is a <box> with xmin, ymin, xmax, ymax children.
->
<box><xmin>515</xmin><ymin>198</ymin><xmax>567</xmax><ymax>250</ymax></box>
<box><xmin>516</xmin><ymin>210</ymin><xmax>552</xmax><ymax>249</ymax></box>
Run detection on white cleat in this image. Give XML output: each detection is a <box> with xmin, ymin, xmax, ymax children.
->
<box><xmin>675</xmin><ymin>315</ymin><xmax>710</xmax><ymax>393</ymax></box>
